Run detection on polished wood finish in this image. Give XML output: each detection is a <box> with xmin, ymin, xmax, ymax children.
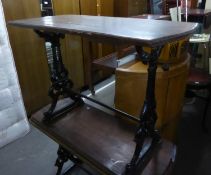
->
<box><xmin>181</xmin><ymin>8</ymin><xmax>211</xmax><ymax>28</ymax></box>
<box><xmin>190</xmin><ymin>0</ymin><xmax>198</xmax><ymax>8</ymax></box>
<box><xmin>186</xmin><ymin>68</ymin><xmax>211</xmax><ymax>131</ymax></box>
<box><xmin>92</xmin><ymin>46</ymin><xmax>136</xmax><ymax>71</ymax></box>
<box><xmin>9</xmin><ymin>15</ymin><xmax>197</xmax><ymax>47</ymax></box>
<box><xmin>115</xmin><ymin>55</ymin><xmax>190</xmax><ymax>142</ymax></box>
<box><xmin>52</xmin><ymin>0</ymin><xmax>85</xmax><ymax>89</ymax></box>
<box><xmin>2</xmin><ymin>0</ymin><xmax>50</xmax><ymax>115</ymax></box>
<box><xmin>8</xmin><ymin>14</ymin><xmax>197</xmax><ymax>174</ymax></box>
<box><xmin>133</xmin><ymin>14</ymin><xmax>171</xmax><ymax>20</ymax></box>
<box><xmin>2</xmin><ymin>0</ymin><xmax>115</xmax><ymax>114</ymax></box>
<box><xmin>114</xmin><ymin>0</ymin><xmax>148</xmax><ymax>17</ymax></box>
<box><xmin>80</xmin><ymin>0</ymin><xmax>114</xmax><ymax>87</ymax></box>
<box><xmin>31</xmin><ymin>100</ymin><xmax>176</xmax><ymax>175</ymax></box>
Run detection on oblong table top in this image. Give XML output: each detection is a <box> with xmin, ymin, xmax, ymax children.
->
<box><xmin>9</xmin><ymin>15</ymin><xmax>197</xmax><ymax>47</ymax></box>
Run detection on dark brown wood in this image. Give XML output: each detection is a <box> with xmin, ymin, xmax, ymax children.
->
<box><xmin>181</xmin><ymin>8</ymin><xmax>211</xmax><ymax>28</ymax></box>
<box><xmin>163</xmin><ymin>0</ymin><xmax>180</xmax><ymax>15</ymax></box>
<box><xmin>93</xmin><ymin>46</ymin><xmax>136</xmax><ymax>71</ymax></box>
<box><xmin>80</xmin><ymin>0</ymin><xmax>114</xmax><ymax>89</ymax></box>
<box><xmin>30</xmin><ymin>100</ymin><xmax>176</xmax><ymax>175</ymax></box>
<box><xmin>114</xmin><ymin>0</ymin><xmax>149</xmax><ymax>17</ymax></box>
<box><xmin>133</xmin><ymin>14</ymin><xmax>171</xmax><ymax>20</ymax></box>
<box><xmin>9</xmin><ymin>15</ymin><xmax>197</xmax><ymax>47</ymax></box>
<box><xmin>2</xmin><ymin>0</ymin><xmax>51</xmax><ymax>115</ymax></box>
<box><xmin>181</xmin><ymin>8</ymin><xmax>211</xmax><ymax>17</ymax></box>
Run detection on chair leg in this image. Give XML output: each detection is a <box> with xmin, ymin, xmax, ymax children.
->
<box><xmin>202</xmin><ymin>88</ymin><xmax>211</xmax><ymax>132</ymax></box>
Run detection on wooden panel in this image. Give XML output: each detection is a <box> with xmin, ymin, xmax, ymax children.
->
<box><xmin>2</xmin><ymin>0</ymin><xmax>50</xmax><ymax>115</ymax></box>
<box><xmin>128</xmin><ymin>0</ymin><xmax>148</xmax><ymax>16</ymax></box>
<box><xmin>31</xmin><ymin>100</ymin><xmax>176</xmax><ymax>175</ymax></box>
<box><xmin>115</xmin><ymin>55</ymin><xmax>190</xmax><ymax>142</ymax></box>
<box><xmin>80</xmin><ymin>0</ymin><xmax>114</xmax><ymax>85</ymax></box>
<box><xmin>114</xmin><ymin>0</ymin><xmax>148</xmax><ymax>17</ymax></box>
<box><xmin>114</xmin><ymin>0</ymin><xmax>129</xmax><ymax>17</ymax></box>
<box><xmin>52</xmin><ymin>0</ymin><xmax>85</xmax><ymax>89</ymax></box>
<box><xmin>99</xmin><ymin>0</ymin><xmax>115</xmax><ymax>57</ymax></box>
<box><xmin>80</xmin><ymin>0</ymin><xmax>97</xmax><ymax>15</ymax></box>
<box><xmin>191</xmin><ymin>0</ymin><xmax>198</xmax><ymax>8</ymax></box>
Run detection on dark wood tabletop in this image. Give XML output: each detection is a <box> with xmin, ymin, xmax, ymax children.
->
<box><xmin>9</xmin><ymin>15</ymin><xmax>197</xmax><ymax>47</ymax></box>
<box><xmin>132</xmin><ymin>14</ymin><xmax>171</xmax><ymax>20</ymax></box>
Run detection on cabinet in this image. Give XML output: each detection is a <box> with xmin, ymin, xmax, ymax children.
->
<box><xmin>114</xmin><ymin>0</ymin><xmax>148</xmax><ymax>17</ymax></box>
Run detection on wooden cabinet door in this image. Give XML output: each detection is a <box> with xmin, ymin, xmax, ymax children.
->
<box><xmin>114</xmin><ymin>0</ymin><xmax>148</xmax><ymax>17</ymax></box>
<box><xmin>128</xmin><ymin>0</ymin><xmax>148</xmax><ymax>16</ymax></box>
<box><xmin>2</xmin><ymin>0</ymin><xmax>50</xmax><ymax>115</ymax></box>
<box><xmin>52</xmin><ymin>0</ymin><xmax>85</xmax><ymax>89</ymax></box>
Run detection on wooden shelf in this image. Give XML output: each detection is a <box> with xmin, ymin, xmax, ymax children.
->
<box><xmin>92</xmin><ymin>46</ymin><xmax>137</xmax><ymax>71</ymax></box>
<box><xmin>31</xmin><ymin>100</ymin><xmax>176</xmax><ymax>175</ymax></box>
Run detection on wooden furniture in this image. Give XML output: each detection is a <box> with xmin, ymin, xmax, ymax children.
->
<box><xmin>114</xmin><ymin>0</ymin><xmax>149</xmax><ymax>17</ymax></box>
<box><xmin>186</xmin><ymin>46</ymin><xmax>211</xmax><ymax>132</ymax></box>
<box><xmin>2</xmin><ymin>0</ymin><xmax>114</xmax><ymax>115</ymax></box>
<box><xmin>80</xmin><ymin>0</ymin><xmax>114</xmax><ymax>94</ymax></box>
<box><xmin>9</xmin><ymin>15</ymin><xmax>197</xmax><ymax>174</ymax></box>
<box><xmin>92</xmin><ymin>14</ymin><xmax>171</xmax><ymax>77</ymax></box>
<box><xmin>31</xmin><ymin>100</ymin><xmax>176</xmax><ymax>175</ymax></box>
<box><xmin>181</xmin><ymin>8</ymin><xmax>211</xmax><ymax>29</ymax></box>
<box><xmin>163</xmin><ymin>0</ymin><xmax>178</xmax><ymax>15</ymax></box>
<box><xmin>115</xmin><ymin>54</ymin><xmax>190</xmax><ymax>142</ymax></box>
<box><xmin>2</xmin><ymin>0</ymin><xmax>50</xmax><ymax>115</ymax></box>
<box><xmin>186</xmin><ymin>68</ymin><xmax>211</xmax><ymax>132</ymax></box>
<box><xmin>133</xmin><ymin>14</ymin><xmax>171</xmax><ymax>20</ymax></box>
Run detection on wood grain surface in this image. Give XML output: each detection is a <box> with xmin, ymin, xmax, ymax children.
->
<box><xmin>9</xmin><ymin>15</ymin><xmax>197</xmax><ymax>47</ymax></box>
<box><xmin>2</xmin><ymin>0</ymin><xmax>50</xmax><ymax>115</ymax></box>
<box><xmin>31</xmin><ymin>101</ymin><xmax>176</xmax><ymax>175</ymax></box>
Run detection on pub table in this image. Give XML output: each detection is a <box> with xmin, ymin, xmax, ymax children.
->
<box><xmin>9</xmin><ymin>15</ymin><xmax>197</xmax><ymax>175</ymax></box>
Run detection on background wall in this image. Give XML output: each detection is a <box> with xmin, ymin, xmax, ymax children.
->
<box><xmin>205</xmin><ymin>0</ymin><xmax>211</xmax><ymax>9</ymax></box>
<box><xmin>0</xmin><ymin>0</ymin><xmax>29</xmax><ymax>148</ymax></box>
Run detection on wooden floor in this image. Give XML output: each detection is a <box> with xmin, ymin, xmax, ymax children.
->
<box><xmin>31</xmin><ymin>99</ymin><xmax>176</xmax><ymax>175</ymax></box>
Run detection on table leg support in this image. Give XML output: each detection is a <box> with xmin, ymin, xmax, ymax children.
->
<box><xmin>126</xmin><ymin>46</ymin><xmax>163</xmax><ymax>174</ymax></box>
<box><xmin>34</xmin><ymin>30</ymin><xmax>83</xmax><ymax>121</ymax></box>
<box><xmin>55</xmin><ymin>146</ymin><xmax>69</xmax><ymax>175</ymax></box>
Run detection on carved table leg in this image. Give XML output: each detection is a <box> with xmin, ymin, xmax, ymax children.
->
<box><xmin>55</xmin><ymin>146</ymin><xmax>86</xmax><ymax>175</ymax></box>
<box><xmin>55</xmin><ymin>146</ymin><xmax>70</xmax><ymax>175</ymax></box>
<box><xmin>126</xmin><ymin>46</ymin><xmax>163</xmax><ymax>174</ymax></box>
<box><xmin>34</xmin><ymin>30</ymin><xmax>83</xmax><ymax>121</ymax></box>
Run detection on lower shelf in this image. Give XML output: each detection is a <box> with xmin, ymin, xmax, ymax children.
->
<box><xmin>30</xmin><ymin>99</ymin><xmax>176</xmax><ymax>175</ymax></box>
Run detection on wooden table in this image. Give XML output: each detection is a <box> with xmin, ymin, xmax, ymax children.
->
<box><xmin>181</xmin><ymin>8</ymin><xmax>211</xmax><ymax>28</ymax></box>
<box><xmin>9</xmin><ymin>15</ymin><xmax>197</xmax><ymax>175</ymax></box>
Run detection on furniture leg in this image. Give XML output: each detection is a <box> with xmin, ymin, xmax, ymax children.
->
<box><xmin>88</xmin><ymin>41</ymin><xmax>95</xmax><ymax>95</ymax></box>
<box><xmin>55</xmin><ymin>146</ymin><xmax>70</xmax><ymax>175</ymax></box>
<box><xmin>126</xmin><ymin>46</ymin><xmax>163</xmax><ymax>174</ymax></box>
<box><xmin>34</xmin><ymin>30</ymin><xmax>83</xmax><ymax>121</ymax></box>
